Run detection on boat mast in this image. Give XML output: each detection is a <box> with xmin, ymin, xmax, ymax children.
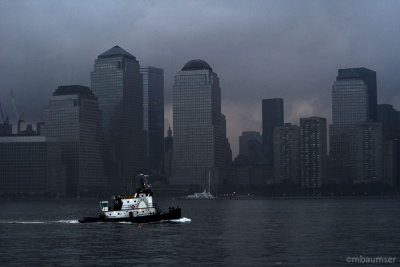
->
<box><xmin>208</xmin><ymin>169</ymin><xmax>211</xmax><ymax>193</ymax></box>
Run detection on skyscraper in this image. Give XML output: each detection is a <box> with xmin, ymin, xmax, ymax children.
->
<box><xmin>378</xmin><ymin>104</ymin><xmax>400</xmax><ymax>187</ymax></box>
<box><xmin>300</xmin><ymin>117</ymin><xmax>327</xmax><ymax>188</ymax></box>
<box><xmin>262</xmin><ymin>98</ymin><xmax>283</xmax><ymax>164</ymax></box>
<box><xmin>42</xmin><ymin>85</ymin><xmax>105</xmax><ymax>195</ymax></box>
<box><xmin>172</xmin><ymin>59</ymin><xmax>229</xmax><ymax>189</ymax></box>
<box><xmin>332</xmin><ymin>68</ymin><xmax>377</xmax><ymax>124</ymax></box>
<box><xmin>378</xmin><ymin>104</ymin><xmax>400</xmax><ymax>138</ymax></box>
<box><xmin>91</xmin><ymin>46</ymin><xmax>147</xmax><ymax>191</ymax></box>
<box><xmin>354</xmin><ymin>122</ymin><xmax>383</xmax><ymax>183</ymax></box>
<box><xmin>141</xmin><ymin>66</ymin><xmax>164</xmax><ymax>173</ymax></box>
<box><xmin>329</xmin><ymin>67</ymin><xmax>380</xmax><ymax>184</ymax></box>
<box><xmin>273</xmin><ymin>123</ymin><xmax>300</xmax><ymax>184</ymax></box>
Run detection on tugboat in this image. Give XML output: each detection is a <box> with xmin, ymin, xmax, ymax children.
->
<box><xmin>79</xmin><ymin>171</ymin><xmax>181</xmax><ymax>223</ymax></box>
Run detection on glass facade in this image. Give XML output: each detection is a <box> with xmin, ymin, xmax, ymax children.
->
<box><xmin>42</xmin><ymin>85</ymin><xmax>105</xmax><ymax>195</ymax></box>
<box><xmin>90</xmin><ymin>46</ymin><xmax>146</xmax><ymax>191</ymax></box>
<box><xmin>172</xmin><ymin>60</ymin><xmax>229</xmax><ymax>187</ymax></box>
<box><xmin>329</xmin><ymin>68</ymin><xmax>381</xmax><ymax>184</ymax></box>
<box><xmin>141</xmin><ymin>66</ymin><xmax>164</xmax><ymax>172</ymax></box>
<box><xmin>332</xmin><ymin>80</ymin><xmax>368</xmax><ymax>125</ymax></box>
<box><xmin>262</xmin><ymin>98</ymin><xmax>284</xmax><ymax>164</ymax></box>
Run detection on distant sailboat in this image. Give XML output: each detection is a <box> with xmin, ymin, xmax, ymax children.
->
<box><xmin>186</xmin><ymin>170</ymin><xmax>215</xmax><ymax>199</ymax></box>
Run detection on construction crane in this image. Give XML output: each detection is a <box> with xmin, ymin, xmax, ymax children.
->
<box><xmin>9</xmin><ymin>88</ymin><xmax>24</xmax><ymax>133</ymax></box>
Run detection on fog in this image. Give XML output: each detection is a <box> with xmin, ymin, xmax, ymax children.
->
<box><xmin>1</xmin><ymin>0</ymin><xmax>399</xmax><ymax>155</ymax></box>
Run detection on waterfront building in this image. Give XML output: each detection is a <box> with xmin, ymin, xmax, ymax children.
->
<box><xmin>332</xmin><ymin>68</ymin><xmax>377</xmax><ymax>124</ymax></box>
<box><xmin>378</xmin><ymin>104</ymin><xmax>400</xmax><ymax>138</ymax></box>
<box><xmin>329</xmin><ymin>68</ymin><xmax>379</xmax><ymax>184</ymax></box>
<box><xmin>91</xmin><ymin>46</ymin><xmax>147</xmax><ymax>191</ymax></box>
<box><xmin>262</xmin><ymin>98</ymin><xmax>283</xmax><ymax>164</ymax></box>
<box><xmin>354</xmin><ymin>122</ymin><xmax>383</xmax><ymax>183</ymax></box>
<box><xmin>0</xmin><ymin>136</ymin><xmax>66</xmax><ymax>194</ymax></box>
<box><xmin>273</xmin><ymin>123</ymin><xmax>300</xmax><ymax>184</ymax></box>
<box><xmin>378</xmin><ymin>104</ymin><xmax>400</xmax><ymax>187</ymax></box>
<box><xmin>300</xmin><ymin>117</ymin><xmax>327</xmax><ymax>188</ymax></box>
<box><xmin>141</xmin><ymin>66</ymin><xmax>164</xmax><ymax>173</ymax></box>
<box><xmin>42</xmin><ymin>85</ymin><xmax>105</xmax><ymax>195</ymax></box>
<box><xmin>172</xmin><ymin>59</ymin><xmax>230</xmax><ymax>189</ymax></box>
<box><xmin>383</xmin><ymin>139</ymin><xmax>400</xmax><ymax>188</ymax></box>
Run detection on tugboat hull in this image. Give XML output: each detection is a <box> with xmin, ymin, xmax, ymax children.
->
<box><xmin>79</xmin><ymin>207</ymin><xmax>181</xmax><ymax>223</ymax></box>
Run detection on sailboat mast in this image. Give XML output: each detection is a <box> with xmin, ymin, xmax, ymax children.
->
<box><xmin>208</xmin><ymin>169</ymin><xmax>211</xmax><ymax>193</ymax></box>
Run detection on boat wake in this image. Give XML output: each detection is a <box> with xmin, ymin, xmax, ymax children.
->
<box><xmin>0</xmin><ymin>219</ymin><xmax>79</xmax><ymax>224</ymax></box>
<box><xmin>116</xmin><ymin>217</ymin><xmax>192</xmax><ymax>224</ymax></box>
<box><xmin>170</xmin><ymin>217</ymin><xmax>191</xmax><ymax>223</ymax></box>
<box><xmin>0</xmin><ymin>217</ymin><xmax>190</xmax><ymax>225</ymax></box>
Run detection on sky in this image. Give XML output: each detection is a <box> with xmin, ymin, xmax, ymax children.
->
<box><xmin>0</xmin><ymin>0</ymin><xmax>399</xmax><ymax>156</ymax></box>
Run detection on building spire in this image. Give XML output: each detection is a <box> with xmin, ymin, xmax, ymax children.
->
<box><xmin>167</xmin><ymin>125</ymin><xmax>172</xmax><ymax>137</ymax></box>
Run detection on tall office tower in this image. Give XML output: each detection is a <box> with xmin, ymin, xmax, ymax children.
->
<box><xmin>91</xmin><ymin>46</ymin><xmax>147</xmax><ymax>191</ymax></box>
<box><xmin>378</xmin><ymin>104</ymin><xmax>400</xmax><ymax>186</ymax></box>
<box><xmin>300</xmin><ymin>117</ymin><xmax>327</xmax><ymax>188</ymax></box>
<box><xmin>378</xmin><ymin>104</ymin><xmax>400</xmax><ymax>138</ymax></box>
<box><xmin>383</xmin><ymin>139</ymin><xmax>400</xmax><ymax>188</ymax></box>
<box><xmin>239</xmin><ymin>131</ymin><xmax>262</xmax><ymax>163</ymax></box>
<box><xmin>0</xmin><ymin>136</ymin><xmax>66</xmax><ymax>194</ymax></box>
<box><xmin>262</xmin><ymin>98</ymin><xmax>284</xmax><ymax>164</ymax></box>
<box><xmin>42</xmin><ymin>85</ymin><xmax>105</xmax><ymax>195</ymax></box>
<box><xmin>273</xmin><ymin>123</ymin><xmax>300</xmax><ymax>184</ymax></box>
<box><xmin>332</xmin><ymin>68</ymin><xmax>377</xmax><ymax>124</ymax></box>
<box><xmin>172</xmin><ymin>59</ymin><xmax>229</xmax><ymax>188</ymax></box>
<box><xmin>141</xmin><ymin>66</ymin><xmax>164</xmax><ymax>173</ymax></box>
<box><xmin>353</xmin><ymin>122</ymin><xmax>383</xmax><ymax>183</ymax></box>
<box><xmin>329</xmin><ymin>68</ymin><xmax>380</xmax><ymax>184</ymax></box>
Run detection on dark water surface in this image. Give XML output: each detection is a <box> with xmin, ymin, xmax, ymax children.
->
<box><xmin>0</xmin><ymin>197</ymin><xmax>399</xmax><ymax>266</ymax></box>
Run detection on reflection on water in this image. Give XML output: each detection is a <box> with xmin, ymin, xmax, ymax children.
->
<box><xmin>0</xmin><ymin>198</ymin><xmax>399</xmax><ymax>265</ymax></box>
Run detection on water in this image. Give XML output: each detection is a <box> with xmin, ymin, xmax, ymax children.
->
<box><xmin>1</xmin><ymin>197</ymin><xmax>399</xmax><ymax>266</ymax></box>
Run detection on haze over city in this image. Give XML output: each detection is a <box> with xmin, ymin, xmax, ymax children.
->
<box><xmin>1</xmin><ymin>0</ymin><xmax>399</xmax><ymax>156</ymax></box>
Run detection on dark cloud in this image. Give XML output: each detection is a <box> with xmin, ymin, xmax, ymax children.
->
<box><xmin>1</xmin><ymin>0</ymin><xmax>399</xmax><ymax>155</ymax></box>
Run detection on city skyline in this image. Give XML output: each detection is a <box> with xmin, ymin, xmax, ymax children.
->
<box><xmin>1</xmin><ymin>1</ymin><xmax>399</xmax><ymax>156</ymax></box>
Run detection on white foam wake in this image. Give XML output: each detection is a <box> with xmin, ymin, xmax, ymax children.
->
<box><xmin>0</xmin><ymin>219</ymin><xmax>79</xmax><ymax>224</ymax></box>
<box><xmin>4</xmin><ymin>221</ymin><xmax>47</xmax><ymax>224</ymax></box>
<box><xmin>56</xmin><ymin>220</ymin><xmax>79</xmax><ymax>224</ymax></box>
<box><xmin>170</xmin><ymin>217</ymin><xmax>191</xmax><ymax>223</ymax></box>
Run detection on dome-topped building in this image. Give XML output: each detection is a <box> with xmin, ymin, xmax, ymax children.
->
<box><xmin>181</xmin><ymin>59</ymin><xmax>212</xmax><ymax>72</ymax></box>
<box><xmin>172</xmin><ymin>57</ymin><xmax>231</xmax><ymax>188</ymax></box>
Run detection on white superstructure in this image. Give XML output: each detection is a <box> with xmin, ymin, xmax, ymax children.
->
<box><xmin>100</xmin><ymin>193</ymin><xmax>157</xmax><ymax>219</ymax></box>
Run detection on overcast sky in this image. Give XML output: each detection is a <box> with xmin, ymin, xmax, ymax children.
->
<box><xmin>0</xmin><ymin>0</ymin><xmax>399</xmax><ymax>156</ymax></box>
